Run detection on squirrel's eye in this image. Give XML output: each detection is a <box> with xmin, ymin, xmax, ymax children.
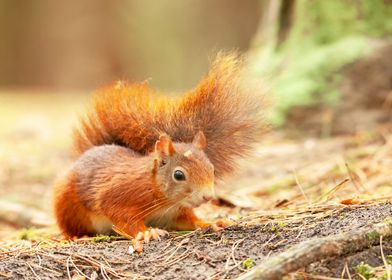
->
<box><xmin>173</xmin><ymin>170</ymin><xmax>186</xmax><ymax>181</ymax></box>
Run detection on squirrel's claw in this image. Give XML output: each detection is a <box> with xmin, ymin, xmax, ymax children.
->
<box><xmin>150</xmin><ymin>228</ymin><xmax>169</xmax><ymax>241</ymax></box>
<box><xmin>211</xmin><ymin>219</ymin><xmax>235</xmax><ymax>232</ymax></box>
<box><xmin>131</xmin><ymin>228</ymin><xmax>168</xmax><ymax>252</ymax></box>
<box><xmin>134</xmin><ymin>228</ymin><xmax>168</xmax><ymax>243</ymax></box>
<box><xmin>131</xmin><ymin>239</ymin><xmax>144</xmax><ymax>253</ymax></box>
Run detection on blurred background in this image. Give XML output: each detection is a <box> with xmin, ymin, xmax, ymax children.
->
<box><xmin>0</xmin><ymin>0</ymin><xmax>391</xmax><ymax>237</ymax></box>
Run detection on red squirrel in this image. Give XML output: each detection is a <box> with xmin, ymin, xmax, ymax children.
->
<box><xmin>54</xmin><ymin>53</ymin><xmax>266</xmax><ymax>241</ymax></box>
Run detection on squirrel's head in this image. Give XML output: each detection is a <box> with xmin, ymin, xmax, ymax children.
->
<box><xmin>152</xmin><ymin>132</ymin><xmax>215</xmax><ymax>208</ymax></box>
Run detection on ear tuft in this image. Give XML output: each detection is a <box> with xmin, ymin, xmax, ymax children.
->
<box><xmin>192</xmin><ymin>131</ymin><xmax>206</xmax><ymax>150</ymax></box>
<box><xmin>155</xmin><ymin>134</ymin><xmax>175</xmax><ymax>157</ymax></box>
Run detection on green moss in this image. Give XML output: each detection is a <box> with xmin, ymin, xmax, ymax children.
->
<box><xmin>91</xmin><ymin>235</ymin><xmax>118</xmax><ymax>243</ymax></box>
<box><xmin>242</xmin><ymin>258</ymin><xmax>254</xmax><ymax>270</ymax></box>
<box><xmin>384</xmin><ymin>217</ymin><xmax>392</xmax><ymax>226</ymax></box>
<box><xmin>366</xmin><ymin>230</ymin><xmax>379</xmax><ymax>241</ymax></box>
<box><xmin>355</xmin><ymin>262</ymin><xmax>375</xmax><ymax>279</ymax></box>
<box><xmin>387</xmin><ymin>255</ymin><xmax>392</xmax><ymax>265</ymax></box>
<box><xmin>221</xmin><ymin>237</ymin><xmax>230</xmax><ymax>245</ymax></box>
<box><xmin>270</xmin><ymin>221</ymin><xmax>288</xmax><ymax>232</ymax></box>
<box><xmin>18</xmin><ymin>227</ymin><xmax>50</xmax><ymax>242</ymax></box>
<box><xmin>58</xmin><ymin>240</ymin><xmax>70</xmax><ymax>246</ymax></box>
<box><xmin>379</xmin><ymin>271</ymin><xmax>389</xmax><ymax>280</ymax></box>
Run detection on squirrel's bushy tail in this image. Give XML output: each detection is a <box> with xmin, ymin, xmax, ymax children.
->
<box><xmin>74</xmin><ymin>53</ymin><xmax>267</xmax><ymax>179</ymax></box>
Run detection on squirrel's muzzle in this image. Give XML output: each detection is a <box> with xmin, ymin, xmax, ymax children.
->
<box><xmin>202</xmin><ymin>183</ymin><xmax>215</xmax><ymax>202</ymax></box>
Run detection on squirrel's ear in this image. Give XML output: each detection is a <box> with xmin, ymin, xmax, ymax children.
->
<box><xmin>192</xmin><ymin>131</ymin><xmax>206</xmax><ymax>150</ymax></box>
<box><xmin>155</xmin><ymin>134</ymin><xmax>176</xmax><ymax>157</ymax></box>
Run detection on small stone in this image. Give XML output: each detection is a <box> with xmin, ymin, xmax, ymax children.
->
<box><xmin>128</xmin><ymin>245</ymin><xmax>135</xmax><ymax>254</ymax></box>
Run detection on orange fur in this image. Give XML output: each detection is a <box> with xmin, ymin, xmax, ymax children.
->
<box><xmin>73</xmin><ymin>53</ymin><xmax>266</xmax><ymax>179</ymax></box>
<box><xmin>54</xmin><ymin>138</ymin><xmax>213</xmax><ymax>238</ymax></box>
<box><xmin>55</xmin><ymin>53</ymin><xmax>266</xmax><ymax>238</ymax></box>
<box><xmin>53</xmin><ymin>172</ymin><xmax>95</xmax><ymax>237</ymax></box>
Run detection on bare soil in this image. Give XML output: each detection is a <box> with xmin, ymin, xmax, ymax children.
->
<box><xmin>1</xmin><ymin>203</ymin><xmax>391</xmax><ymax>279</ymax></box>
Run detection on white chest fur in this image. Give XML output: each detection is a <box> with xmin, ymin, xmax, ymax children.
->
<box><xmin>90</xmin><ymin>215</ymin><xmax>113</xmax><ymax>234</ymax></box>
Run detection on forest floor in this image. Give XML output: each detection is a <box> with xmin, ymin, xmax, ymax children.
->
<box><xmin>0</xmin><ymin>92</ymin><xmax>392</xmax><ymax>279</ymax></box>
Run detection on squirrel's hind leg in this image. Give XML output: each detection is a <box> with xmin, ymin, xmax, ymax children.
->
<box><xmin>54</xmin><ymin>179</ymin><xmax>95</xmax><ymax>238</ymax></box>
<box><xmin>101</xmin><ymin>207</ymin><xmax>148</xmax><ymax>239</ymax></box>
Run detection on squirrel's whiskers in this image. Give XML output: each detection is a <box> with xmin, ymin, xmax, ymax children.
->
<box><xmin>53</xmin><ymin>52</ymin><xmax>266</xmax><ymax>240</ymax></box>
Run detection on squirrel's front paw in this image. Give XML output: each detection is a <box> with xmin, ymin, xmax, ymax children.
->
<box><xmin>131</xmin><ymin>228</ymin><xmax>168</xmax><ymax>253</ymax></box>
<box><xmin>196</xmin><ymin>219</ymin><xmax>234</xmax><ymax>231</ymax></box>
<box><xmin>134</xmin><ymin>228</ymin><xmax>168</xmax><ymax>243</ymax></box>
<box><xmin>211</xmin><ymin>219</ymin><xmax>235</xmax><ymax>232</ymax></box>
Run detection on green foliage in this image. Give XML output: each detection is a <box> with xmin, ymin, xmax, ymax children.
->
<box><xmin>242</xmin><ymin>258</ymin><xmax>254</xmax><ymax>270</ymax></box>
<box><xmin>384</xmin><ymin>217</ymin><xmax>392</xmax><ymax>226</ymax></box>
<box><xmin>355</xmin><ymin>262</ymin><xmax>375</xmax><ymax>279</ymax></box>
<box><xmin>252</xmin><ymin>0</ymin><xmax>392</xmax><ymax>125</ymax></box>
<box><xmin>291</xmin><ymin>0</ymin><xmax>392</xmax><ymax>47</ymax></box>
<box><xmin>266</xmin><ymin>37</ymin><xmax>367</xmax><ymax>125</ymax></box>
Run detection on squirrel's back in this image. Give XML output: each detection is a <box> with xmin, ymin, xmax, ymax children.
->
<box><xmin>74</xmin><ymin>53</ymin><xmax>267</xmax><ymax>179</ymax></box>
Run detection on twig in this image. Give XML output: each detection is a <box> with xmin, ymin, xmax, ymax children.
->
<box><xmin>100</xmin><ymin>264</ymin><xmax>111</xmax><ymax>280</ymax></box>
<box><xmin>26</xmin><ymin>262</ymin><xmax>41</xmax><ymax>280</ymax></box>
<box><xmin>225</xmin><ymin>238</ymin><xmax>245</xmax><ymax>271</ymax></box>
<box><xmin>292</xmin><ymin>272</ymin><xmax>349</xmax><ymax>280</ymax></box>
<box><xmin>236</xmin><ymin>221</ymin><xmax>392</xmax><ymax>280</ymax></box>
<box><xmin>0</xmin><ymin>271</ymin><xmax>12</xmax><ymax>277</ymax></box>
<box><xmin>66</xmin><ymin>257</ymin><xmax>72</xmax><ymax>280</ymax></box>
<box><xmin>156</xmin><ymin>238</ymin><xmax>189</xmax><ymax>262</ymax></box>
<box><xmin>160</xmin><ymin>250</ymin><xmax>193</xmax><ymax>267</ymax></box>
<box><xmin>59</xmin><ymin>252</ymin><xmax>127</xmax><ymax>278</ymax></box>
<box><xmin>380</xmin><ymin>236</ymin><xmax>391</xmax><ymax>280</ymax></box>
<box><xmin>28</xmin><ymin>262</ymin><xmax>63</xmax><ymax>277</ymax></box>
<box><xmin>341</xmin><ymin>262</ymin><xmax>352</xmax><ymax>280</ymax></box>
<box><xmin>69</xmin><ymin>256</ymin><xmax>91</xmax><ymax>280</ymax></box>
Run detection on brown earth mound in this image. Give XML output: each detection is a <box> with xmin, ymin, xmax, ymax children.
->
<box><xmin>1</xmin><ymin>203</ymin><xmax>391</xmax><ymax>279</ymax></box>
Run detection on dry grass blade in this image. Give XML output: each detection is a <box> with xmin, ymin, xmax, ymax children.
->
<box><xmin>293</xmin><ymin>169</ymin><xmax>310</xmax><ymax>204</ymax></box>
<box><xmin>66</xmin><ymin>257</ymin><xmax>72</xmax><ymax>280</ymax></box>
<box><xmin>60</xmin><ymin>252</ymin><xmax>126</xmax><ymax>278</ymax></box>
<box><xmin>314</xmin><ymin>178</ymin><xmax>350</xmax><ymax>203</ymax></box>
<box><xmin>26</xmin><ymin>262</ymin><xmax>42</xmax><ymax>280</ymax></box>
<box><xmin>345</xmin><ymin>163</ymin><xmax>365</xmax><ymax>193</ymax></box>
<box><xmin>0</xmin><ymin>271</ymin><xmax>12</xmax><ymax>277</ymax></box>
<box><xmin>69</xmin><ymin>256</ymin><xmax>91</xmax><ymax>280</ymax></box>
<box><xmin>380</xmin><ymin>236</ymin><xmax>391</xmax><ymax>280</ymax></box>
<box><xmin>340</xmin><ymin>262</ymin><xmax>352</xmax><ymax>280</ymax></box>
<box><xmin>156</xmin><ymin>237</ymin><xmax>190</xmax><ymax>266</ymax></box>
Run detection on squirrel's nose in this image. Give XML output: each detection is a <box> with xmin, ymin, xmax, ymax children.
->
<box><xmin>203</xmin><ymin>195</ymin><xmax>213</xmax><ymax>202</ymax></box>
